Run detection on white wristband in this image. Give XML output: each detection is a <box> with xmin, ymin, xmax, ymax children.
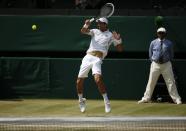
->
<box><xmin>83</xmin><ymin>24</ymin><xmax>89</xmax><ymax>29</ymax></box>
<box><xmin>115</xmin><ymin>38</ymin><xmax>122</xmax><ymax>44</ymax></box>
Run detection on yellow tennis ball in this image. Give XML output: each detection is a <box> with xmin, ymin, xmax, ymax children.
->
<box><xmin>32</xmin><ymin>24</ymin><xmax>37</xmax><ymax>30</ymax></box>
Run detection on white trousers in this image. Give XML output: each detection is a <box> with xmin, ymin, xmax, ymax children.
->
<box><xmin>78</xmin><ymin>54</ymin><xmax>102</xmax><ymax>78</ymax></box>
<box><xmin>142</xmin><ymin>61</ymin><xmax>181</xmax><ymax>102</ymax></box>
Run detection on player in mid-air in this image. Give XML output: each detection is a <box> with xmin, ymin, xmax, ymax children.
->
<box><xmin>76</xmin><ymin>17</ymin><xmax>123</xmax><ymax>113</ymax></box>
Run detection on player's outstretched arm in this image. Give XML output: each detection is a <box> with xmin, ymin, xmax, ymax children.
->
<box><xmin>81</xmin><ymin>19</ymin><xmax>91</xmax><ymax>34</ymax></box>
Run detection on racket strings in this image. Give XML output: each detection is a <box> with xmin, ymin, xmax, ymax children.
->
<box><xmin>100</xmin><ymin>5</ymin><xmax>114</xmax><ymax>17</ymax></box>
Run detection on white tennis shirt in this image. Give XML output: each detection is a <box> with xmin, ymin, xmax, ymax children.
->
<box><xmin>86</xmin><ymin>29</ymin><xmax>120</xmax><ymax>59</ymax></box>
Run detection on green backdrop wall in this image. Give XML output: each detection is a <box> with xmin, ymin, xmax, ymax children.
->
<box><xmin>0</xmin><ymin>16</ymin><xmax>186</xmax><ymax>52</ymax></box>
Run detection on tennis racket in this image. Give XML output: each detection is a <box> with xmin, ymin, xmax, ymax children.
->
<box><xmin>89</xmin><ymin>3</ymin><xmax>115</xmax><ymax>23</ymax></box>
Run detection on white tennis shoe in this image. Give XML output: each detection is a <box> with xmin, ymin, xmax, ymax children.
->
<box><xmin>175</xmin><ymin>99</ymin><xmax>182</xmax><ymax>105</ymax></box>
<box><xmin>105</xmin><ymin>102</ymin><xmax>111</xmax><ymax>113</ymax></box>
<box><xmin>138</xmin><ymin>99</ymin><xmax>149</xmax><ymax>104</ymax></box>
<box><xmin>79</xmin><ymin>98</ymin><xmax>86</xmax><ymax>113</ymax></box>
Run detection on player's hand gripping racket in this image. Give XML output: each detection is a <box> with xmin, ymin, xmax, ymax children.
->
<box><xmin>89</xmin><ymin>3</ymin><xmax>114</xmax><ymax>23</ymax></box>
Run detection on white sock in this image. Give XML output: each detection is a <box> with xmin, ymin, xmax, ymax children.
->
<box><xmin>102</xmin><ymin>93</ymin><xmax>109</xmax><ymax>104</ymax></box>
<box><xmin>78</xmin><ymin>94</ymin><xmax>83</xmax><ymax>101</ymax></box>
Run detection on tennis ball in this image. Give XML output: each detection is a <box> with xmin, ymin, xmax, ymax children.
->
<box><xmin>32</xmin><ymin>24</ymin><xmax>37</xmax><ymax>30</ymax></box>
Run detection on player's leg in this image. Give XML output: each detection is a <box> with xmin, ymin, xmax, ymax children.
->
<box><xmin>92</xmin><ymin>60</ymin><xmax>111</xmax><ymax>113</ymax></box>
<box><xmin>76</xmin><ymin>55</ymin><xmax>92</xmax><ymax>112</ymax></box>
<box><xmin>94</xmin><ymin>74</ymin><xmax>111</xmax><ymax>113</ymax></box>
<box><xmin>161</xmin><ymin>62</ymin><xmax>182</xmax><ymax>104</ymax></box>
<box><xmin>76</xmin><ymin>78</ymin><xmax>87</xmax><ymax>112</ymax></box>
<box><xmin>138</xmin><ymin>62</ymin><xmax>161</xmax><ymax>103</ymax></box>
<box><xmin>94</xmin><ymin>74</ymin><xmax>107</xmax><ymax>94</ymax></box>
<box><xmin>76</xmin><ymin>78</ymin><xmax>85</xmax><ymax>98</ymax></box>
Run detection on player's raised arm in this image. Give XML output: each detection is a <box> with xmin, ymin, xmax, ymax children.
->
<box><xmin>81</xmin><ymin>19</ymin><xmax>91</xmax><ymax>34</ymax></box>
<box><xmin>112</xmin><ymin>31</ymin><xmax>124</xmax><ymax>52</ymax></box>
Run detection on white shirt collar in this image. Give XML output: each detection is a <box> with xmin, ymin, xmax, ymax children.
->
<box><xmin>158</xmin><ymin>38</ymin><xmax>165</xmax><ymax>41</ymax></box>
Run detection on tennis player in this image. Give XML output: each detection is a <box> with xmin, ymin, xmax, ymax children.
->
<box><xmin>76</xmin><ymin>17</ymin><xmax>123</xmax><ymax>113</ymax></box>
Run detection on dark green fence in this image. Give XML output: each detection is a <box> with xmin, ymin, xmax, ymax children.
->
<box><xmin>0</xmin><ymin>57</ymin><xmax>185</xmax><ymax>101</ymax></box>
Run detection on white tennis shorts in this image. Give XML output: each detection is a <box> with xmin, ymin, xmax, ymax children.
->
<box><xmin>78</xmin><ymin>54</ymin><xmax>103</xmax><ymax>78</ymax></box>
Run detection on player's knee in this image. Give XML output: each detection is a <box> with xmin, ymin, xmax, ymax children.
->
<box><xmin>94</xmin><ymin>76</ymin><xmax>102</xmax><ymax>85</ymax></box>
<box><xmin>76</xmin><ymin>78</ymin><xmax>83</xmax><ymax>86</ymax></box>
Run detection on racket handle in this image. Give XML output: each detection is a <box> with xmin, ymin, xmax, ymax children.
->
<box><xmin>90</xmin><ymin>18</ymin><xmax>95</xmax><ymax>23</ymax></box>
